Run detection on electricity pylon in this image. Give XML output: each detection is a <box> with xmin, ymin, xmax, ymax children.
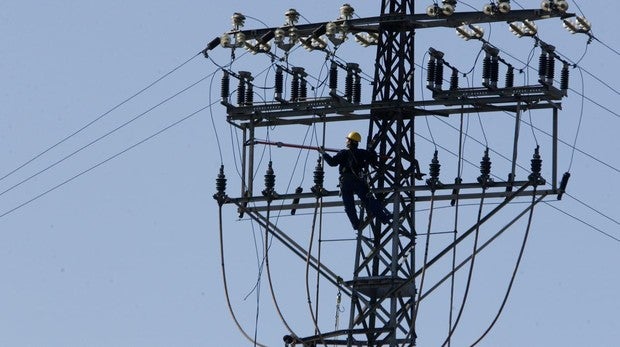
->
<box><xmin>212</xmin><ymin>1</ymin><xmax>573</xmax><ymax>346</ymax></box>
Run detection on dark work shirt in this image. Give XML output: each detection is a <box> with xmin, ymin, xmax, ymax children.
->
<box><xmin>322</xmin><ymin>148</ymin><xmax>378</xmax><ymax>177</ymax></box>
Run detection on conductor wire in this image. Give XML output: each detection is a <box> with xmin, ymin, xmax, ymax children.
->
<box><xmin>441</xmin><ymin>191</ymin><xmax>488</xmax><ymax>347</ymax></box>
<box><xmin>448</xmin><ymin>108</ymin><xmax>466</xmax><ymax>347</ymax></box>
<box><xmin>305</xmin><ymin>200</ymin><xmax>328</xmax><ymax>347</ymax></box>
<box><xmin>0</xmin><ymin>52</ymin><xmax>201</xmax><ymax>184</ymax></box>
<box><xmin>469</xmin><ymin>186</ymin><xmax>539</xmax><ymax>346</ymax></box>
<box><xmin>412</xmin><ymin>192</ymin><xmax>437</xmax><ymax>336</ymax></box>
<box><xmin>218</xmin><ymin>205</ymin><xmax>268</xmax><ymax>347</ymax></box>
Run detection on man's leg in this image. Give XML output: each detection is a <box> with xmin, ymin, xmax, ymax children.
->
<box><xmin>341</xmin><ymin>183</ymin><xmax>360</xmax><ymax>230</ymax></box>
<box><xmin>356</xmin><ymin>181</ymin><xmax>390</xmax><ymax>224</ymax></box>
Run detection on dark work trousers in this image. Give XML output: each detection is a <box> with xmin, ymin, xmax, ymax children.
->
<box><xmin>340</xmin><ymin>173</ymin><xmax>389</xmax><ymax>229</ymax></box>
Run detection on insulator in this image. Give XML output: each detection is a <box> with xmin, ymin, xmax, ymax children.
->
<box><xmin>480</xmin><ymin>149</ymin><xmax>491</xmax><ymax>177</ymax></box>
<box><xmin>329</xmin><ymin>63</ymin><xmax>338</xmax><ymax>91</ymax></box>
<box><xmin>482</xmin><ymin>55</ymin><xmax>491</xmax><ymax>81</ymax></box>
<box><xmin>221</xmin><ymin>71</ymin><xmax>230</xmax><ymax>101</ymax></box>
<box><xmin>429</xmin><ymin>151</ymin><xmax>441</xmax><ymax>179</ymax></box>
<box><xmin>530</xmin><ymin>146</ymin><xmax>542</xmax><ymax>174</ymax></box>
<box><xmin>546</xmin><ymin>56</ymin><xmax>555</xmax><ymax>83</ymax></box>
<box><xmin>291</xmin><ymin>74</ymin><xmax>299</xmax><ymax>101</ymax></box>
<box><xmin>434</xmin><ymin>59</ymin><xmax>444</xmax><ymax>88</ymax></box>
<box><xmin>312</xmin><ymin>158</ymin><xmax>325</xmax><ymax>194</ymax></box>
<box><xmin>450</xmin><ymin>68</ymin><xmax>459</xmax><ymax>90</ymax></box>
<box><xmin>560</xmin><ymin>63</ymin><xmax>569</xmax><ymax>92</ymax></box>
<box><xmin>490</xmin><ymin>56</ymin><xmax>499</xmax><ymax>86</ymax></box>
<box><xmin>275</xmin><ymin>67</ymin><xmax>284</xmax><ymax>97</ymax></box>
<box><xmin>426</xmin><ymin>57</ymin><xmax>436</xmax><ymax>88</ymax></box>
<box><xmin>262</xmin><ymin>161</ymin><xmax>276</xmax><ymax>196</ymax></box>
<box><xmin>237</xmin><ymin>77</ymin><xmax>246</xmax><ymax>105</ymax></box>
<box><xmin>215</xmin><ymin>165</ymin><xmax>227</xmax><ymax>197</ymax></box>
<box><xmin>353</xmin><ymin>74</ymin><xmax>361</xmax><ymax>104</ymax></box>
<box><xmin>528</xmin><ymin>146</ymin><xmax>544</xmax><ymax>185</ymax></box>
<box><xmin>538</xmin><ymin>53</ymin><xmax>547</xmax><ymax>81</ymax></box>
<box><xmin>345</xmin><ymin>69</ymin><xmax>353</xmax><ymax>102</ymax></box>
<box><xmin>505</xmin><ymin>66</ymin><xmax>514</xmax><ymax>88</ymax></box>
<box><xmin>477</xmin><ymin>148</ymin><xmax>492</xmax><ymax>185</ymax></box>
<box><xmin>245</xmin><ymin>82</ymin><xmax>253</xmax><ymax>105</ymax></box>
<box><xmin>290</xmin><ymin>186</ymin><xmax>303</xmax><ymax>215</ymax></box>
<box><xmin>557</xmin><ymin>171</ymin><xmax>571</xmax><ymax>200</ymax></box>
<box><xmin>299</xmin><ymin>78</ymin><xmax>307</xmax><ymax>100</ymax></box>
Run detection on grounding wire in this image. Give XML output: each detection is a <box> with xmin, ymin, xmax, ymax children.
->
<box><xmin>0</xmin><ymin>71</ymin><xmax>216</xmax><ymax>200</ymax></box>
<box><xmin>0</xmin><ymin>102</ymin><xmax>211</xmax><ymax>220</ymax></box>
<box><xmin>0</xmin><ymin>52</ymin><xmax>201</xmax><ymax>185</ymax></box>
<box><xmin>469</xmin><ymin>187</ymin><xmax>538</xmax><ymax>346</ymax></box>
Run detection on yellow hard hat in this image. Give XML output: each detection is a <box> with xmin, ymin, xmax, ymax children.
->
<box><xmin>346</xmin><ymin>131</ymin><xmax>362</xmax><ymax>143</ymax></box>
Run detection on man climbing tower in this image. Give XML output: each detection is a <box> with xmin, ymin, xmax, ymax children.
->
<box><xmin>319</xmin><ymin>131</ymin><xmax>391</xmax><ymax>230</ymax></box>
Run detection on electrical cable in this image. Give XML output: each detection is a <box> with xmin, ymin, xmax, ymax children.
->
<box><xmin>0</xmin><ymin>103</ymin><xmax>210</xmax><ymax>220</ymax></box>
<box><xmin>543</xmin><ymin>202</ymin><xmax>620</xmax><ymax>242</ymax></box>
<box><xmin>592</xmin><ymin>36</ymin><xmax>620</xmax><ymax>57</ymax></box>
<box><xmin>0</xmin><ymin>52</ymin><xmax>201</xmax><ymax>184</ymax></box>
<box><xmin>568</xmin><ymin>66</ymin><xmax>586</xmax><ymax>171</ymax></box>
<box><xmin>447</xmin><ymin>110</ymin><xmax>466</xmax><ymax>347</ymax></box>
<box><xmin>415</xmin><ymin>131</ymin><xmax>620</xmax><ymax>240</ymax></box>
<box><xmin>469</xmin><ymin>187</ymin><xmax>539</xmax><ymax>346</ymax></box>
<box><xmin>412</xmin><ymin>192</ymin><xmax>437</xmax><ymax>336</ymax></box>
<box><xmin>440</xmin><ymin>192</ymin><xmax>487</xmax><ymax>347</ymax></box>
<box><xmin>218</xmin><ymin>205</ymin><xmax>268</xmax><ymax>347</ymax></box>
<box><xmin>0</xmin><ymin>70</ymin><xmax>216</xmax><ymax>200</ymax></box>
<box><xmin>430</xmin><ymin>115</ymin><xmax>620</xmax><ymax>225</ymax></box>
<box><xmin>208</xmin><ymin>70</ymin><xmax>225</xmax><ymax>165</ymax></box>
<box><xmin>305</xmin><ymin>201</ymin><xmax>328</xmax><ymax>347</ymax></box>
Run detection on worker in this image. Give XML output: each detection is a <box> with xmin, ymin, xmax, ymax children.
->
<box><xmin>319</xmin><ymin>131</ymin><xmax>391</xmax><ymax>230</ymax></box>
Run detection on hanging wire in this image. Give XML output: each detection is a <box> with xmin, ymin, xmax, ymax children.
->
<box><xmin>448</xmin><ymin>108</ymin><xmax>466</xmax><ymax>347</ymax></box>
<box><xmin>412</xmin><ymin>193</ymin><xmax>437</xmax><ymax>335</ymax></box>
<box><xmin>0</xmin><ymin>52</ymin><xmax>201</xmax><ymax>184</ymax></box>
<box><xmin>305</xmin><ymin>202</ymin><xmax>328</xmax><ymax>347</ymax></box>
<box><xmin>568</xmin><ymin>67</ymin><xmax>586</xmax><ymax>171</ymax></box>
<box><xmin>208</xmin><ymin>70</ymin><xmax>225</xmax><ymax>165</ymax></box>
<box><xmin>218</xmin><ymin>205</ymin><xmax>268</xmax><ymax>347</ymax></box>
<box><xmin>441</xmin><ymin>192</ymin><xmax>488</xmax><ymax>347</ymax></box>
<box><xmin>470</xmin><ymin>188</ymin><xmax>539</xmax><ymax>346</ymax></box>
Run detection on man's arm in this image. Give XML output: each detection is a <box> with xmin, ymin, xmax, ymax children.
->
<box><xmin>322</xmin><ymin>149</ymin><xmax>344</xmax><ymax>167</ymax></box>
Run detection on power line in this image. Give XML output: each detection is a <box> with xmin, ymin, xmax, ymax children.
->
<box><xmin>0</xmin><ymin>52</ymin><xmax>200</xmax><ymax>184</ymax></box>
<box><xmin>0</xmin><ymin>103</ymin><xmax>212</xmax><ymax>220</ymax></box>
<box><xmin>0</xmin><ymin>72</ymin><xmax>215</xmax><ymax>200</ymax></box>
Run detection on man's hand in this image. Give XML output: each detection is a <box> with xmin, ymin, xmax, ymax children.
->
<box><xmin>318</xmin><ymin>146</ymin><xmax>326</xmax><ymax>154</ymax></box>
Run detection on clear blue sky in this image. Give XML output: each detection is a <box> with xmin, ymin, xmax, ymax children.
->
<box><xmin>1</xmin><ymin>1</ymin><xmax>618</xmax><ymax>346</ymax></box>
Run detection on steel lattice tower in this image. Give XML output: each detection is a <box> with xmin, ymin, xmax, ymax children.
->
<box><xmin>211</xmin><ymin>1</ymin><xmax>573</xmax><ymax>346</ymax></box>
<box><xmin>346</xmin><ymin>1</ymin><xmax>419</xmax><ymax>345</ymax></box>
